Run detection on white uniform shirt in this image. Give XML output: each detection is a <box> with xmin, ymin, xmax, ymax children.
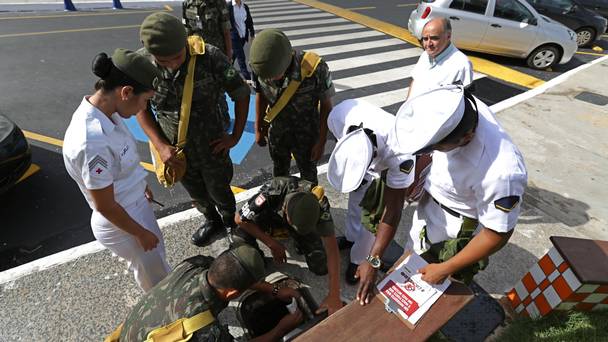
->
<box><xmin>232</xmin><ymin>0</ymin><xmax>247</xmax><ymax>38</ymax></box>
<box><xmin>63</xmin><ymin>97</ymin><xmax>148</xmax><ymax>210</ymax></box>
<box><xmin>423</xmin><ymin>98</ymin><xmax>527</xmax><ymax>242</ymax></box>
<box><xmin>328</xmin><ymin>99</ymin><xmax>415</xmax><ymax>189</ymax></box>
<box><xmin>409</xmin><ymin>43</ymin><xmax>473</xmax><ymax>99</ymax></box>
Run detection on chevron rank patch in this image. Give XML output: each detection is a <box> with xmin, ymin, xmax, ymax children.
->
<box><xmin>88</xmin><ymin>155</ymin><xmax>108</xmax><ymax>175</ymax></box>
<box><xmin>494</xmin><ymin>196</ymin><xmax>520</xmax><ymax>212</ymax></box>
<box><xmin>399</xmin><ymin>159</ymin><xmax>414</xmax><ymax>174</ymax></box>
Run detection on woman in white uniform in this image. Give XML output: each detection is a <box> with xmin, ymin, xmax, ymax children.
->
<box><xmin>63</xmin><ymin>49</ymin><xmax>170</xmax><ymax>292</ymax></box>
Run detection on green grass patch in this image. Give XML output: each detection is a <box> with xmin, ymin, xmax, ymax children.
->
<box><xmin>497</xmin><ymin>309</ymin><xmax>608</xmax><ymax>342</ymax></box>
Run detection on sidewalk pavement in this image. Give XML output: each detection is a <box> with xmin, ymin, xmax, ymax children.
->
<box><xmin>1</xmin><ymin>57</ymin><xmax>607</xmax><ymax>341</ymax></box>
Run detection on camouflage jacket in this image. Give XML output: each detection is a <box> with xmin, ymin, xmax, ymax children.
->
<box><xmin>140</xmin><ymin>45</ymin><xmax>249</xmax><ymax>147</ymax></box>
<box><xmin>119</xmin><ymin>255</ymin><xmax>233</xmax><ymax>342</ymax></box>
<box><xmin>255</xmin><ymin>51</ymin><xmax>335</xmax><ymax>136</ymax></box>
<box><xmin>182</xmin><ymin>0</ymin><xmax>231</xmax><ymax>51</ymax></box>
<box><xmin>238</xmin><ymin>176</ymin><xmax>335</xmax><ymax>236</ymax></box>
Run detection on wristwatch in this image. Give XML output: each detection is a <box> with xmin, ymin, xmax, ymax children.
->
<box><xmin>272</xmin><ymin>283</ymin><xmax>280</xmax><ymax>297</ymax></box>
<box><xmin>366</xmin><ymin>255</ymin><xmax>382</xmax><ymax>269</ymax></box>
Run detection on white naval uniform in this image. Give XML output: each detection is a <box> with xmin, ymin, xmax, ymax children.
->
<box><xmin>328</xmin><ymin>99</ymin><xmax>415</xmax><ymax>264</ymax></box>
<box><xmin>409</xmin><ymin>43</ymin><xmax>473</xmax><ymax>99</ymax></box>
<box><xmin>406</xmin><ymin>98</ymin><xmax>527</xmax><ymax>254</ymax></box>
<box><xmin>63</xmin><ymin>97</ymin><xmax>170</xmax><ymax>292</ymax></box>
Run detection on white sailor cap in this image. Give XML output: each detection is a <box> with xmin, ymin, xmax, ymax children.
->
<box><xmin>327</xmin><ymin>127</ymin><xmax>374</xmax><ymax>193</ymax></box>
<box><xmin>390</xmin><ymin>85</ymin><xmax>466</xmax><ymax>154</ymax></box>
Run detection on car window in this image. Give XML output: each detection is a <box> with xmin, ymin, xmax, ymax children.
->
<box><xmin>494</xmin><ymin>0</ymin><xmax>536</xmax><ymax>22</ymax></box>
<box><xmin>534</xmin><ymin>0</ymin><xmax>574</xmax><ymax>9</ymax></box>
<box><xmin>449</xmin><ymin>0</ymin><xmax>489</xmax><ymax>14</ymax></box>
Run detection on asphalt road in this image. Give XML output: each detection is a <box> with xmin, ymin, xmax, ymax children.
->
<box><xmin>1</xmin><ymin>0</ymin><xmax>606</xmax><ymax>271</ymax></box>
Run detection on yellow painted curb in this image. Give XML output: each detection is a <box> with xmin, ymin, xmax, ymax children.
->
<box><xmin>0</xmin><ymin>24</ymin><xmax>140</xmax><ymax>39</ymax></box>
<box><xmin>292</xmin><ymin>0</ymin><xmax>545</xmax><ymax>89</ymax></box>
<box><xmin>0</xmin><ymin>9</ymin><xmax>164</xmax><ymax>21</ymax></box>
<box><xmin>17</xmin><ymin>163</ymin><xmax>41</xmax><ymax>183</ymax></box>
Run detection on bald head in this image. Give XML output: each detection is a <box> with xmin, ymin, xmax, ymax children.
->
<box><xmin>421</xmin><ymin>17</ymin><xmax>452</xmax><ymax>58</ymax></box>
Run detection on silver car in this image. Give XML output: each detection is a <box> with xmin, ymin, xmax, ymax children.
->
<box><xmin>408</xmin><ymin>0</ymin><xmax>578</xmax><ymax>69</ymax></box>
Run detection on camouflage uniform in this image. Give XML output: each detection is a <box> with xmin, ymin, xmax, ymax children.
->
<box><xmin>119</xmin><ymin>255</ymin><xmax>233</xmax><ymax>342</ymax></box>
<box><xmin>255</xmin><ymin>52</ymin><xmax>335</xmax><ymax>185</ymax></box>
<box><xmin>235</xmin><ymin>176</ymin><xmax>335</xmax><ymax>275</ymax></box>
<box><xmin>182</xmin><ymin>0</ymin><xmax>231</xmax><ymax>52</ymax></box>
<box><xmin>140</xmin><ymin>44</ymin><xmax>250</xmax><ymax>227</ymax></box>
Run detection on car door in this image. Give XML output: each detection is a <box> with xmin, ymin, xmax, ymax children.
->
<box><xmin>480</xmin><ymin>0</ymin><xmax>539</xmax><ymax>56</ymax></box>
<box><xmin>443</xmin><ymin>0</ymin><xmax>491</xmax><ymax>49</ymax></box>
<box><xmin>532</xmin><ymin>0</ymin><xmax>580</xmax><ymax>29</ymax></box>
<box><xmin>587</xmin><ymin>0</ymin><xmax>608</xmax><ymax>18</ymax></box>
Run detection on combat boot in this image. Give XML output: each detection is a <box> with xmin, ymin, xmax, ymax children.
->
<box><xmin>191</xmin><ymin>216</ymin><xmax>223</xmax><ymax>247</ymax></box>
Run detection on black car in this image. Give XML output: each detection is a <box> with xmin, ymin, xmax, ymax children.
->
<box><xmin>578</xmin><ymin>0</ymin><xmax>608</xmax><ymax>21</ymax></box>
<box><xmin>0</xmin><ymin>114</ymin><xmax>32</xmax><ymax>195</ymax></box>
<box><xmin>526</xmin><ymin>0</ymin><xmax>607</xmax><ymax>46</ymax></box>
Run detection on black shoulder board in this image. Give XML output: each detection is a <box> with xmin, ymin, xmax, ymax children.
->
<box><xmin>494</xmin><ymin>196</ymin><xmax>520</xmax><ymax>213</ymax></box>
<box><xmin>399</xmin><ymin>159</ymin><xmax>414</xmax><ymax>174</ymax></box>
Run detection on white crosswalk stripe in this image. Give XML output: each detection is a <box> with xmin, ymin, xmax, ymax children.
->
<box><xmin>247</xmin><ymin>0</ymin><xmax>485</xmax><ymax>110</ymax></box>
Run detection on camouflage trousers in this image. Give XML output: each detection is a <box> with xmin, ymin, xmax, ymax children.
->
<box><xmin>182</xmin><ymin>141</ymin><xmax>236</xmax><ymax>227</ymax></box>
<box><xmin>233</xmin><ymin>223</ymin><xmax>328</xmax><ymax>276</ymax></box>
<box><xmin>268</xmin><ymin>127</ymin><xmax>318</xmax><ymax>185</ymax></box>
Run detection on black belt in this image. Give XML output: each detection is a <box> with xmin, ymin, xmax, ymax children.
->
<box><xmin>432</xmin><ymin>197</ymin><xmax>466</xmax><ymax>219</ymax></box>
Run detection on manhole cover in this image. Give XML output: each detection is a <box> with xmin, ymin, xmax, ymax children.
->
<box><xmin>574</xmin><ymin>91</ymin><xmax>608</xmax><ymax>106</ymax></box>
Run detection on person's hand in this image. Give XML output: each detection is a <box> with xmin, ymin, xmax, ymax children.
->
<box><xmin>210</xmin><ymin>133</ymin><xmax>238</xmax><ymax>155</ymax></box>
<box><xmin>159</xmin><ymin>143</ymin><xmax>185</xmax><ymax>168</ymax></box>
<box><xmin>356</xmin><ymin>262</ymin><xmax>378</xmax><ymax>306</ymax></box>
<box><xmin>276</xmin><ymin>308</ymin><xmax>303</xmax><ymax>333</ymax></box>
<box><xmin>316</xmin><ymin>293</ymin><xmax>343</xmax><ymax>316</ymax></box>
<box><xmin>310</xmin><ymin>139</ymin><xmax>326</xmax><ymax>161</ymax></box>
<box><xmin>136</xmin><ymin>229</ymin><xmax>159</xmax><ymax>251</ymax></box>
<box><xmin>269</xmin><ymin>240</ymin><xmax>287</xmax><ymax>263</ymax></box>
<box><xmin>276</xmin><ymin>287</ymin><xmax>301</xmax><ymax>303</ymax></box>
<box><xmin>144</xmin><ymin>185</ymin><xmax>154</xmax><ymax>203</ymax></box>
<box><xmin>255</xmin><ymin>124</ymin><xmax>268</xmax><ymax>147</ymax></box>
<box><xmin>418</xmin><ymin>262</ymin><xmax>452</xmax><ymax>284</ymax></box>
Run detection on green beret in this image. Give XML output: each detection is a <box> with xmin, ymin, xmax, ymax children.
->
<box><xmin>249</xmin><ymin>29</ymin><xmax>293</xmax><ymax>79</ymax></box>
<box><xmin>231</xmin><ymin>244</ymin><xmax>265</xmax><ymax>283</ymax></box>
<box><xmin>140</xmin><ymin>12</ymin><xmax>187</xmax><ymax>56</ymax></box>
<box><xmin>111</xmin><ymin>48</ymin><xmax>160</xmax><ymax>90</ymax></box>
<box><xmin>285</xmin><ymin>192</ymin><xmax>320</xmax><ymax>235</ymax></box>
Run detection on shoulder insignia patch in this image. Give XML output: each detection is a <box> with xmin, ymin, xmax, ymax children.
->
<box><xmin>320</xmin><ymin>211</ymin><xmax>331</xmax><ymax>221</ymax></box>
<box><xmin>399</xmin><ymin>159</ymin><xmax>414</xmax><ymax>174</ymax></box>
<box><xmin>225</xmin><ymin>68</ymin><xmax>237</xmax><ymax>80</ymax></box>
<box><xmin>254</xmin><ymin>194</ymin><xmax>266</xmax><ymax>206</ymax></box>
<box><xmin>494</xmin><ymin>196</ymin><xmax>520</xmax><ymax>213</ymax></box>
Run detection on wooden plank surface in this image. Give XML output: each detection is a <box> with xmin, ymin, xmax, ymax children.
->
<box><xmin>551</xmin><ymin>236</ymin><xmax>608</xmax><ymax>285</ymax></box>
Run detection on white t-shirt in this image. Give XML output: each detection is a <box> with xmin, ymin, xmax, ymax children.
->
<box><xmin>423</xmin><ymin>97</ymin><xmax>528</xmax><ymax>242</ymax></box>
<box><xmin>63</xmin><ymin>97</ymin><xmax>148</xmax><ymax>210</ymax></box>
<box><xmin>328</xmin><ymin>99</ymin><xmax>415</xmax><ymax>189</ymax></box>
<box><xmin>410</xmin><ymin>43</ymin><xmax>473</xmax><ymax>99</ymax></box>
<box><xmin>232</xmin><ymin>0</ymin><xmax>247</xmax><ymax>38</ymax></box>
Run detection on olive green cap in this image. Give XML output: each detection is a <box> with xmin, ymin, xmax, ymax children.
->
<box><xmin>285</xmin><ymin>192</ymin><xmax>320</xmax><ymax>235</ymax></box>
<box><xmin>249</xmin><ymin>29</ymin><xmax>293</xmax><ymax>79</ymax></box>
<box><xmin>231</xmin><ymin>244</ymin><xmax>265</xmax><ymax>283</ymax></box>
<box><xmin>111</xmin><ymin>48</ymin><xmax>161</xmax><ymax>90</ymax></box>
<box><xmin>140</xmin><ymin>12</ymin><xmax>187</xmax><ymax>57</ymax></box>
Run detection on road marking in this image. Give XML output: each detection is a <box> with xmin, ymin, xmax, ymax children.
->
<box><xmin>290</xmin><ymin>30</ymin><xmax>384</xmax><ymax>47</ymax></box>
<box><xmin>16</xmin><ymin>164</ymin><xmax>40</xmax><ymax>183</ymax></box>
<box><xmin>0</xmin><ymin>9</ymin><xmax>163</xmax><ymax>20</ymax></box>
<box><xmin>250</xmin><ymin>8</ymin><xmax>321</xmax><ymax>16</ymax></box>
<box><xmin>312</xmin><ymin>38</ymin><xmax>404</xmax><ymax>56</ymax></box>
<box><xmin>293</xmin><ymin>0</ymin><xmax>545</xmax><ymax>89</ymax></box>
<box><xmin>334</xmin><ymin>65</ymin><xmax>416</xmax><ymax>91</ymax></box>
<box><xmin>282</xmin><ymin>23</ymin><xmax>364</xmax><ymax>36</ymax></box>
<box><xmin>327</xmin><ymin>48</ymin><xmax>421</xmax><ymax>72</ymax></box>
<box><xmin>254</xmin><ymin>11</ymin><xmax>334</xmax><ymax>23</ymax></box>
<box><xmin>249</xmin><ymin>4</ymin><xmax>308</xmax><ymax>13</ymax></box>
<box><xmin>397</xmin><ymin>3</ymin><xmax>418</xmax><ymax>7</ymax></box>
<box><xmin>256</xmin><ymin>17</ymin><xmax>348</xmax><ymax>30</ymax></box>
<box><xmin>347</xmin><ymin>6</ymin><xmax>376</xmax><ymax>10</ymax></box>
<box><xmin>22</xmin><ymin>129</ymin><xmax>246</xmax><ymax>193</ymax></box>
<box><xmin>0</xmin><ymin>24</ymin><xmax>140</xmax><ymax>39</ymax></box>
<box><xmin>576</xmin><ymin>51</ymin><xmax>607</xmax><ymax>56</ymax></box>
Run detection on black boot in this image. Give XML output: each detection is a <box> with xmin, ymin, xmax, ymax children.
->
<box><xmin>345</xmin><ymin>262</ymin><xmax>359</xmax><ymax>285</ymax></box>
<box><xmin>191</xmin><ymin>219</ymin><xmax>223</xmax><ymax>247</ymax></box>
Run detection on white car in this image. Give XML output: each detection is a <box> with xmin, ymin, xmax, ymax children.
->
<box><xmin>408</xmin><ymin>0</ymin><xmax>578</xmax><ymax>69</ymax></box>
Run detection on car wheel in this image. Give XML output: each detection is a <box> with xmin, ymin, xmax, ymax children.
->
<box><xmin>526</xmin><ymin>45</ymin><xmax>560</xmax><ymax>70</ymax></box>
<box><xmin>575</xmin><ymin>27</ymin><xmax>595</xmax><ymax>47</ymax></box>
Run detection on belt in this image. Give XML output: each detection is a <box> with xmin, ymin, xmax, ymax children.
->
<box><xmin>432</xmin><ymin>197</ymin><xmax>468</xmax><ymax>219</ymax></box>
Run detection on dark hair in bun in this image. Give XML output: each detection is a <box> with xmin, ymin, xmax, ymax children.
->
<box><xmin>92</xmin><ymin>52</ymin><xmax>148</xmax><ymax>95</ymax></box>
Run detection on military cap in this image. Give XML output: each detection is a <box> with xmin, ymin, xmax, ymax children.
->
<box><xmin>231</xmin><ymin>244</ymin><xmax>265</xmax><ymax>283</ymax></box>
<box><xmin>285</xmin><ymin>192</ymin><xmax>320</xmax><ymax>235</ymax></box>
<box><xmin>111</xmin><ymin>48</ymin><xmax>160</xmax><ymax>90</ymax></box>
<box><xmin>249</xmin><ymin>29</ymin><xmax>293</xmax><ymax>79</ymax></box>
<box><xmin>140</xmin><ymin>12</ymin><xmax>187</xmax><ymax>56</ymax></box>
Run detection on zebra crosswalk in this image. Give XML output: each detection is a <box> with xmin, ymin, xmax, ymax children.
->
<box><xmin>247</xmin><ymin>0</ymin><xmax>485</xmax><ymax>113</ymax></box>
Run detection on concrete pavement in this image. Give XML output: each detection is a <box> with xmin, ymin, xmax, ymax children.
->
<box><xmin>1</xmin><ymin>56</ymin><xmax>607</xmax><ymax>341</ymax></box>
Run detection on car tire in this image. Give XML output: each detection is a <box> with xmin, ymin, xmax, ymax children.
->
<box><xmin>526</xmin><ymin>45</ymin><xmax>561</xmax><ymax>70</ymax></box>
<box><xmin>575</xmin><ymin>27</ymin><xmax>595</xmax><ymax>47</ymax></box>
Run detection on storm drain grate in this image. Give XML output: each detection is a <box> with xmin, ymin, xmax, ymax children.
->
<box><xmin>574</xmin><ymin>91</ymin><xmax>608</xmax><ymax>106</ymax></box>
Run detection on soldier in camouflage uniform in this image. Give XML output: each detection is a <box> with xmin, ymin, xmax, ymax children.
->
<box><xmin>182</xmin><ymin>0</ymin><xmax>232</xmax><ymax>59</ymax></box>
<box><xmin>119</xmin><ymin>245</ymin><xmax>304</xmax><ymax>342</ymax></box>
<box><xmin>249</xmin><ymin>29</ymin><xmax>335</xmax><ymax>185</ymax></box>
<box><xmin>136</xmin><ymin>12</ymin><xmax>250</xmax><ymax>246</ymax></box>
<box><xmin>234</xmin><ymin>176</ymin><xmax>343</xmax><ymax>316</ymax></box>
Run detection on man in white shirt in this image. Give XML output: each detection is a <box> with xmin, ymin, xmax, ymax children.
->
<box><xmin>356</xmin><ymin>85</ymin><xmax>527</xmax><ymax>305</ymax></box>
<box><xmin>407</xmin><ymin>17</ymin><xmax>473</xmax><ymax>100</ymax></box>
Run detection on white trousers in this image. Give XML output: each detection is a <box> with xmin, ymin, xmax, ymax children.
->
<box><xmin>91</xmin><ymin>197</ymin><xmax>170</xmax><ymax>292</ymax></box>
<box><xmin>346</xmin><ymin>179</ymin><xmax>376</xmax><ymax>265</ymax></box>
